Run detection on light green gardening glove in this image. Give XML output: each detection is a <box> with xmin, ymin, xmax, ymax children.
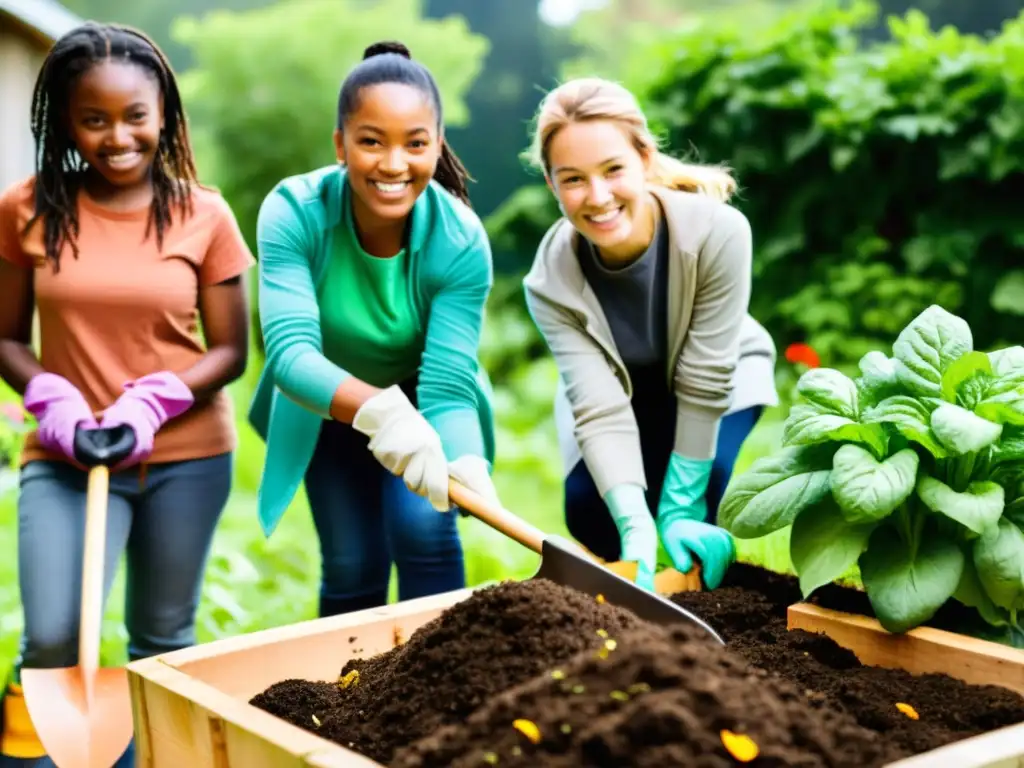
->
<box><xmin>657</xmin><ymin>453</ymin><xmax>736</xmax><ymax>589</ymax></box>
<box><xmin>603</xmin><ymin>484</ymin><xmax>658</xmax><ymax>591</ymax></box>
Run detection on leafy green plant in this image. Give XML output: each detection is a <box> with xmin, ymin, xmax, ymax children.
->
<box><xmin>720</xmin><ymin>305</ymin><xmax>1024</xmax><ymax>641</ymax></box>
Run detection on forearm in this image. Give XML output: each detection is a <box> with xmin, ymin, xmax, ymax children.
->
<box><xmin>329</xmin><ymin>376</ymin><xmax>381</xmax><ymax>423</ymax></box>
<box><xmin>0</xmin><ymin>341</ymin><xmax>44</xmax><ymax>395</ymax></box>
<box><xmin>177</xmin><ymin>346</ymin><xmax>248</xmax><ymax>405</ymax></box>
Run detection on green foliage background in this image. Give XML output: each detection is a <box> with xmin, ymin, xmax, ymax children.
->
<box><xmin>489</xmin><ymin>1</ymin><xmax>1024</xmax><ymax>374</ymax></box>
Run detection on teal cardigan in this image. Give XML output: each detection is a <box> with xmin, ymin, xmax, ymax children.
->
<box><xmin>248</xmin><ymin>165</ymin><xmax>496</xmax><ymax>536</ymax></box>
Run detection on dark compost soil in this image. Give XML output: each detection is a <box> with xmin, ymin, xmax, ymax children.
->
<box><xmin>393</xmin><ymin>620</ymin><xmax>890</xmax><ymax>767</ymax></box>
<box><xmin>668</xmin><ymin>564</ymin><xmax>1024</xmax><ymax>759</ymax></box>
<box><xmin>250</xmin><ymin>579</ymin><xmax>645</xmax><ymax>764</ymax></box>
<box><xmin>250</xmin><ymin>566</ymin><xmax>1024</xmax><ymax>767</ymax></box>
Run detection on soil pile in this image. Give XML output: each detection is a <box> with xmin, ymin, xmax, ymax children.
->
<box><xmin>393</xmin><ymin>621</ymin><xmax>890</xmax><ymax>768</ymax></box>
<box><xmin>670</xmin><ymin>564</ymin><xmax>1024</xmax><ymax>758</ymax></box>
<box><xmin>250</xmin><ymin>579</ymin><xmax>645</xmax><ymax>764</ymax></box>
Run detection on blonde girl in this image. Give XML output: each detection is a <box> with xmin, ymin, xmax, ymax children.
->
<box><xmin>523</xmin><ymin>77</ymin><xmax>777</xmax><ymax>590</ymax></box>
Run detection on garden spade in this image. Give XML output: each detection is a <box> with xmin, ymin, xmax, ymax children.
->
<box><xmin>448</xmin><ymin>479</ymin><xmax>724</xmax><ymax>645</ymax></box>
<box><xmin>21</xmin><ymin>425</ymin><xmax>137</xmax><ymax>768</ymax></box>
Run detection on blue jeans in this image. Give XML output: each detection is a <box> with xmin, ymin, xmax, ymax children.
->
<box><xmin>304</xmin><ymin>411</ymin><xmax>465</xmax><ymax>618</ymax></box>
<box><xmin>564</xmin><ymin>361</ymin><xmax>764</xmax><ymax>561</ymax></box>
<box><xmin>1</xmin><ymin>454</ymin><xmax>231</xmax><ymax>766</ymax></box>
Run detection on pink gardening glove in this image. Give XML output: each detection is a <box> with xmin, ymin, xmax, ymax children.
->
<box><xmin>23</xmin><ymin>372</ymin><xmax>99</xmax><ymax>462</ymax></box>
<box><xmin>99</xmin><ymin>371</ymin><xmax>195</xmax><ymax>468</ymax></box>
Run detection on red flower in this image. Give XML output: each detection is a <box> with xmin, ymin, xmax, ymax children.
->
<box><xmin>785</xmin><ymin>343</ymin><xmax>820</xmax><ymax>369</ymax></box>
<box><xmin>0</xmin><ymin>402</ymin><xmax>24</xmax><ymax>425</ymax></box>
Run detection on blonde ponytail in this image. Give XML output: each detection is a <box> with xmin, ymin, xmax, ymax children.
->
<box><xmin>648</xmin><ymin>151</ymin><xmax>736</xmax><ymax>202</ymax></box>
<box><xmin>528</xmin><ymin>77</ymin><xmax>738</xmax><ymax>203</ymax></box>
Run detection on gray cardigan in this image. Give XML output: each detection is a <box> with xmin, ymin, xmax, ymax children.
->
<box><xmin>524</xmin><ymin>185</ymin><xmax>777</xmax><ymax>494</ymax></box>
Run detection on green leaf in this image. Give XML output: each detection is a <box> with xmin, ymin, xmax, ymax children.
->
<box><xmin>931</xmin><ymin>403</ymin><xmax>1003</xmax><ymax>454</ymax></box>
<box><xmin>940</xmin><ymin>351</ymin><xmax>992</xmax><ymax>404</ymax></box>
<box><xmin>860</xmin><ymin>521</ymin><xmax>965</xmax><ymax>633</ymax></box>
<box><xmin>790</xmin><ymin>497</ymin><xmax>876</xmax><ymax>597</ymax></box>
<box><xmin>719</xmin><ymin>445</ymin><xmax>834</xmax><ymax>539</ymax></box>
<box><xmin>797</xmin><ymin>368</ymin><xmax>859</xmax><ymax>419</ymax></box>
<box><xmin>990</xmin><ymin>270</ymin><xmax>1024</xmax><ymax>317</ymax></box>
<box><xmin>993</xmin><ymin>425</ymin><xmax>1024</xmax><ymax>465</ymax></box>
<box><xmin>954</xmin><ymin>557</ymin><xmax>1011</xmax><ymax>628</ymax></box>
<box><xmin>861</xmin><ymin>395</ymin><xmax>948</xmax><ymax>458</ymax></box>
<box><xmin>783</xmin><ymin>404</ymin><xmax>888</xmax><ymax>457</ymax></box>
<box><xmin>831</xmin><ymin>445</ymin><xmax>918</xmax><ymax>524</ymax></box>
<box><xmin>856</xmin><ymin>350</ymin><xmax>902</xmax><ymax>406</ymax></box>
<box><xmin>974</xmin><ymin>348</ymin><xmax>1024</xmax><ymax>425</ymax></box>
<box><xmin>975</xmin><ymin>386</ymin><xmax>1024</xmax><ymax>427</ymax></box>
<box><xmin>916</xmin><ymin>476</ymin><xmax>1005</xmax><ymax>536</ymax></box>
<box><xmin>973</xmin><ymin>518</ymin><xmax>1024</xmax><ymax>612</ymax></box>
<box><xmin>892</xmin><ymin>305</ymin><xmax>973</xmax><ymax>397</ymax></box>
<box><xmin>988</xmin><ymin>347</ymin><xmax>1024</xmax><ymax>381</ymax></box>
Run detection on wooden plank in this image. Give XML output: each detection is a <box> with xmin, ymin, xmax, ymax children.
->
<box><xmin>787</xmin><ymin>602</ymin><xmax>1024</xmax><ymax>696</ymax></box>
<box><xmin>654</xmin><ymin>566</ymin><xmax>701</xmax><ymax>594</ymax></box>
<box><xmin>127</xmin><ymin>655</ymin><xmax>384</xmax><ymax>768</ymax></box>
<box><xmin>126</xmin><ymin>592</ymin><xmax>477</xmax><ymax>767</ymax></box>
<box><xmin>598</xmin><ymin>561</ymin><xmax>702</xmax><ymax>594</ymax></box>
<box><xmin>884</xmin><ymin>721</ymin><xmax>1024</xmax><ymax>768</ymax></box>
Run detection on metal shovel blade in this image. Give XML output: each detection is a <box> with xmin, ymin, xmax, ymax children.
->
<box><xmin>447</xmin><ymin>479</ymin><xmax>724</xmax><ymax>646</ymax></box>
<box><xmin>20</xmin><ymin>666</ymin><xmax>133</xmax><ymax>768</ymax></box>
<box><xmin>532</xmin><ymin>535</ymin><xmax>725</xmax><ymax>645</ymax></box>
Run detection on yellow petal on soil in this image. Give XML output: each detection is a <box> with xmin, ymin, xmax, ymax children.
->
<box><xmin>596</xmin><ymin>594</ymin><xmax>606</xmax><ymax>603</ymax></box>
<box><xmin>720</xmin><ymin>729</ymin><xmax>759</xmax><ymax>763</ymax></box>
<box><xmin>312</xmin><ymin>714</ymin><xmax>321</xmax><ymax>727</ymax></box>
<box><xmin>604</xmin><ymin>639</ymin><xmax>617</xmax><ymax>651</ymax></box>
<box><xmin>896</xmin><ymin>702</ymin><xmax>919</xmax><ymax>720</ymax></box>
<box><xmin>338</xmin><ymin>670</ymin><xmax>360</xmax><ymax>689</ymax></box>
<box><xmin>551</xmin><ymin>669</ymin><xmax>565</xmax><ymax>680</ymax></box>
<box><xmin>596</xmin><ymin>628</ymin><xmax>609</xmax><ymax>638</ymax></box>
<box><xmin>513</xmin><ymin>718</ymin><xmax>542</xmax><ymax>744</ymax></box>
<box><xmin>482</xmin><ymin>751</ymin><xmax>499</xmax><ymax>764</ymax></box>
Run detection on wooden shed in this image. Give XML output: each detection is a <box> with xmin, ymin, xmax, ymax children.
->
<box><xmin>0</xmin><ymin>0</ymin><xmax>81</xmax><ymax>191</ymax></box>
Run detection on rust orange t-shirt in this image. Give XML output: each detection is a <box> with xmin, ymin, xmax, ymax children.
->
<box><xmin>0</xmin><ymin>175</ymin><xmax>255</xmax><ymax>467</ymax></box>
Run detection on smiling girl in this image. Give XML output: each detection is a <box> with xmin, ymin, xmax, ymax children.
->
<box><xmin>249</xmin><ymin>41</ymin><xmax>500</xmax><ymax>618</ymax></box>
<box><xmin>0</xmin><ymin>22</ymin><xmax>253</xmax><ymax>766</ymax></box>
<box><xmin>523</xmin><ymin>77</ymin><xmax>777</xmax><ymax>592</ymax></box>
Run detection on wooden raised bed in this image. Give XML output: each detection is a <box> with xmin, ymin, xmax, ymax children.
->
<box><xmin>127</xmin><ymin>583</ymin><xmax>1024</xmax><ymax>768</ymax></box>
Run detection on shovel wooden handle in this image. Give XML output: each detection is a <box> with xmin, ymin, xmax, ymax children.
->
<box><xmin>447</xmin><ymin>479</ymin><xmax>549</xmax><ymax>555</ymax></box>
<box><xmin>79</xmin><ymin>464</ymin><xmax>109</xmax><ymax>703</ymax></box>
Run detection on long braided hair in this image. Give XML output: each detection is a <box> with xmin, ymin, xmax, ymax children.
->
<box><xmin>27</xmin><ymin>22</ymin><xmax>198</xmax><ymax>270</ymax></box>
<box><xmin>336</xmin><ymin>40</ymin><xmax>474</xmax><ymax>206</ymax></box>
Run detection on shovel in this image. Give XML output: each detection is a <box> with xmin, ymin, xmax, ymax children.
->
<box><xmin>21</xmin><ymin>425</ymin><xmax>137</xmax><ymax>768</ymax></box>
<box><xmin>448</xmin><ymin>479</ymin><xmax>724</xmax><ymax>645</ymax></box>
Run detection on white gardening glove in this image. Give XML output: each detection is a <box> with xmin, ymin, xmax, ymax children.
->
<box><xmin>352</xmin><ymin>385</ymin><xmax>450</xmax><ymax>511</ymax></box>
<box><xmin>448</xmin><ymin>454</ymin><xmax>501</xmax><ymax>510</ymax></box>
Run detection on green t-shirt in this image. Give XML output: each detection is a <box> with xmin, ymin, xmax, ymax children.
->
<box><xmin>317</xmin><ymin>201</ymin><xmax>423</xmax><ymax>388</ymax></box>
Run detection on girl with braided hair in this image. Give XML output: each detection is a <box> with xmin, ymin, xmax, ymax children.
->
<box><xmin>249</xmin><ymin>40</ymin><xmax>501</xmax><ymax>618</ymax></box>
<box><xmin>0</xmin><ymin>22</ymin><xmax>253</xmax><ymax>765</ymax></box>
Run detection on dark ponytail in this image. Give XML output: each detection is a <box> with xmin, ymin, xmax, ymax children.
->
<box><xmin>336</xmin><ymin>40</ymin><xmax>473</xmax><ymax>206</ymax></box>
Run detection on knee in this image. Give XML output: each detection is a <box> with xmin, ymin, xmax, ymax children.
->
<box><xmin>126</xmin><ymin>603</ymin><xmax>198</xmax><ymax>660</ymax></box>
<box><xmin>390</xmin><ymin>505</ymin><xmax>462</xmax><ymax>564</ymax></box>
<box><xmin>20</xmin><ymin>627</ymin><xmax>77</xmax><ymax>670</ymax></box>
<box><xmin>321</xmin><ymin>545</ymin><xmax>389</xmax><ymax>595</ymax></box>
